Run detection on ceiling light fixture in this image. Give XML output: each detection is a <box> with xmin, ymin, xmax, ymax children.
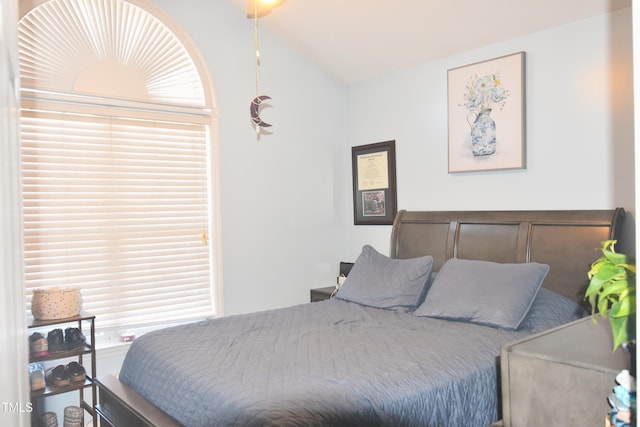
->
<box><xmin>246</xmin><ymin>0</ymin><xmax>286</xmax><ymax>18</ymax></box>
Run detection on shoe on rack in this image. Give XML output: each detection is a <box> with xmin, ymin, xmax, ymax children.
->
<box><xmin>29</xmin><ymin>332</ymin><xmax>49</xmax><ymax>357</ymax></box>
<box><xmin>29</xmin><ymin>363</ymin><xmax>46</xmax><ymax>391</ymax></box>
<box><xmin>46</xmin><ymin>364</ymin><xmax>70</xmax><ymax>387</ymax></box>
<box><xmin>47</xmin><ymin>329</ymin><xmax>66</xmax><ymax>353</ymax></box>
<box><xmin>66</xmin><ymin>361</ymin><xmax>86</xmax><ymax>383</ymax></box>
<box><xmin>64</xmin><ymin>327</ymin><xmax>86</xmax><ymax>350</ymax></box>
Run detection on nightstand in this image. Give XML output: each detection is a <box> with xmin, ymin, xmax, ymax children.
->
<box><xmin>310</xmin><ymin>286</ymin><xmax>335</xmax><ymax>302</ymax></box>
<box><xmin>500</xmin><ymin>316</ymin><xmax>628</xmax><ymax>426</ymax></box>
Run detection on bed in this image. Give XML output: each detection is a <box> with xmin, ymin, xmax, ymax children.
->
<box><xmin>95</xmin><ymin>208</ymin><xmax>626</xmax><ymax>427</ymax></box>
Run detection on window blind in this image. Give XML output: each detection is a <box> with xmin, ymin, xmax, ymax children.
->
<box><xmin>21</xmin><ymin>108</ymin><xmax>214</xmax><ymax>330</ymax></box>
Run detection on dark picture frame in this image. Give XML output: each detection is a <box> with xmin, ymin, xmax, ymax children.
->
<box><xmin>351</xmin><ymin>140</ymin><xmax>397</xmax><ymax>225</ymax></box>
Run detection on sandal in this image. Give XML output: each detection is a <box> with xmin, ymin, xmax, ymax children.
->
<box><xmin>47</xmin><ymin>365</ymin><xmax>70</xmax><ymax>387</ymax></box>
<box><xmin>66</xmin><ymin>362</ymin><xmax>86</xmax><ymax>383</ymax></box>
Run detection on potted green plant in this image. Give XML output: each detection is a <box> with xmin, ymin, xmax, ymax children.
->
<box><xmin>585</xmin><ymin>240</ymin><xmax>636</xmax><ymax>351</ymax></box>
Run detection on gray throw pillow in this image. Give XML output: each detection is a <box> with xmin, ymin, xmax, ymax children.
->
<box><xmin>335</xmin><ymin>245</ymin><xmax>434</xmax><ymax>311</ymax></box>
<box><xmin>519</xmin><ymin>287</ymin><xmax>587</xmax><ymax>332</ymax></box>
<box><xmin>413</xmin><ymin>258</ymin><xmax>549</xmax><ymax>329</ymax></box>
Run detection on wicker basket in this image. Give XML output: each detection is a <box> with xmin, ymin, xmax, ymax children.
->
<box><xmin>31</xmin><ymin>287</ymin><xmax>83</xmax><ymax>320</ymax></box>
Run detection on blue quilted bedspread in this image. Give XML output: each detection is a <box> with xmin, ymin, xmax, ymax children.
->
<box><xmin>119</xmin><ymin>298</ymin><xmax>568</xmax><ymax>426</ymax></box>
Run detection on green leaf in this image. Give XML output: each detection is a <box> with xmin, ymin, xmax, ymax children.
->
<box><xmin>599</xmin><ymin>279</ymin><xmax>630</xmax><ymax>301</ymax></box>
<box><xmin>603</xmin><ymin>249</ymin><xmax>627</xmax><ymax>265</ymax></box>
<box><xmin>610</xmin><ymin>295</ymin><xmax>636</xmax><ymax>318</ymax></box>
<box><xmin>621</xmin><ymin>263</ymin><xmax>637</xmax><ymax>274</ymax></box>
<box><xmin>609</xmin><ymin>300</ymin><xmax>623</xmax><ymax>317</ymax></box>
<box><xmin>588</xmin><ymin>258</ymin><xmax>607</xmax><ymax>279</ymax></box>
<box><xmin>609</xmin><ymin>315</ymin><xmax>630</xmax><ymax>351</ymax></box>
<box><xmin>597</xmin><ymin>295</ymin><xmax>610</xmax><ymax>317</ymax></box>
<box><xmin>593</xmin><ymin>264</ymin><xmax>625</xmax><ymax>281</ymax></box>
<box><xmin>588</xmin><ymin>293</ymin><xmax>598</xmax><ymax>317</ymax></box>
<box><xmin>584</xmin><ymin>276</ymin><xmax>604</xmax><ymax>297</ymax></box>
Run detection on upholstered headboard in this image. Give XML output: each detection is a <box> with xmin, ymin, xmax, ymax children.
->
<box><xmin>389</xmin><ymin>209</ymin><xmax>625</xmax><ymax>306</ymax></box>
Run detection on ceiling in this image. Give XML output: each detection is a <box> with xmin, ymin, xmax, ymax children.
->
<box><xmin>231</xmin><ymin>0</ymin><xmax>631</xmax><ymax>84</ymax></box>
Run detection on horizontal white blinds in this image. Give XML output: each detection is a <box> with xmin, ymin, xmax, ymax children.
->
<box><xmin>18</xmin><ymin>0</ymin><xmax>207</xmax><ymax>106</ymax></box>
<box><xmin>21</xmin><ymin>109</ymin><xmax>214</xmax><ymax>329</ymax></box>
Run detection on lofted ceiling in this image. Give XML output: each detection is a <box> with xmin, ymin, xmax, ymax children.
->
<box><xmin>231</xmin><ymin>0</ymin><xmax>632</xmax><ymax>84</ymax></box>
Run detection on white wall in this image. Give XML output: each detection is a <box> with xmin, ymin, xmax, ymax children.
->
<box><xmin>151</xmin><ymin>0</ymin><xmax>350</xmax><ymax>315</ymax></box>
<box><xmin>345</xmin><ymin>8</ymin><xmax>635</xmax><ymax>259</ymax></box>
<box><xmin>133</xmin><ymin>3</ymin><xmax>635</xmax><ymax>315</ymax></box>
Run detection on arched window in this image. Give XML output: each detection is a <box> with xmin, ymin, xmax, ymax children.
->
<box><xmin>18</xmin><ymin>0</ymin><xmax>221</xmax><ymax>330</ymax></box>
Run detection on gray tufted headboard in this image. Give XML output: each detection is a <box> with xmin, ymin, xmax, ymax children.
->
<box><xmin>389</xmin><ymin>209</ymin><xmax>626</xmax><ymax>307</ymax></box>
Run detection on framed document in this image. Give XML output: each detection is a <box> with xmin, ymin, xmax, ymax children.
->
<box><xmin>351</xmin><ymin>140</ymin><xmax>397</xmax><ymax>225</ymax></box>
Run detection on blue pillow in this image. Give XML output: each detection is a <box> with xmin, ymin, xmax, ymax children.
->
<box><xmin>335</xmin><ymin>245</ymin><xmax>434</xmax><ymax>311</ymax></box>
<box><xmin>413</xmin><ymin>258</ymin><xmax>549</xmax><ymax>329</ymax></box>
<box><xmin>518</xmin><ymin>287</ymin><xmax>587</xmax><ymax>332</ymax></box>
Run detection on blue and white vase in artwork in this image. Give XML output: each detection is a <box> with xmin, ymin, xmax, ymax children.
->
<box><xmin>469</xmin><ymin>108</ymin><xmax>496</xmax><ymax>156</ymax></box>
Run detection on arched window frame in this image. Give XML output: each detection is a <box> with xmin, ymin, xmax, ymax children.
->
<box><xmin>18</xmin><ymin>0</ymin><xmax>224</xmax><ymax>331</ymax></box>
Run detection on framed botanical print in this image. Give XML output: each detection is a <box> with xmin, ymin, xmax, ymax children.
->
<box><xmin>448</xmin><ymin>52</ymin><xmax>526</xmax><ymax>173</ymax></box>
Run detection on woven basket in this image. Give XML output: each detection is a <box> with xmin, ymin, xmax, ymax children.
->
<box><xmin>31</xmin><ymin>287</ymin><xmax>83</xmax><ymax>320</ymax></box>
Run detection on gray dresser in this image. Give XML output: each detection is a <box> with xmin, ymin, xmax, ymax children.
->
<box><xmin>500</xmin><ymin>316</ymin><xmax>630</xmax><ymax>427</ymax></box>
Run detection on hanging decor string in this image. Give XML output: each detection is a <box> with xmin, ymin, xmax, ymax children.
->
<box><xmin>254</xmin><ymin>0</ymin><xmax>259</xmax><ymax>96</ymax></box>
<box><xmin>249</xmin><ymin>0</ymin><xmax>273</xmax><ymax>135</ymax></box>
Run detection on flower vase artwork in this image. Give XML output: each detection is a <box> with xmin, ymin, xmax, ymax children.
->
<box><xmin>462</xmin><ymin>73</ymin><xmax>509</xmax><ymax>156</ymax></box>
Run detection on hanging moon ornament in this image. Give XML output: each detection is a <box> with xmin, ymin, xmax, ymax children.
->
<box><xmin>250</xmin><ymin>95</ymin><xmax>273</xmax><ymax>130</ymax></box>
